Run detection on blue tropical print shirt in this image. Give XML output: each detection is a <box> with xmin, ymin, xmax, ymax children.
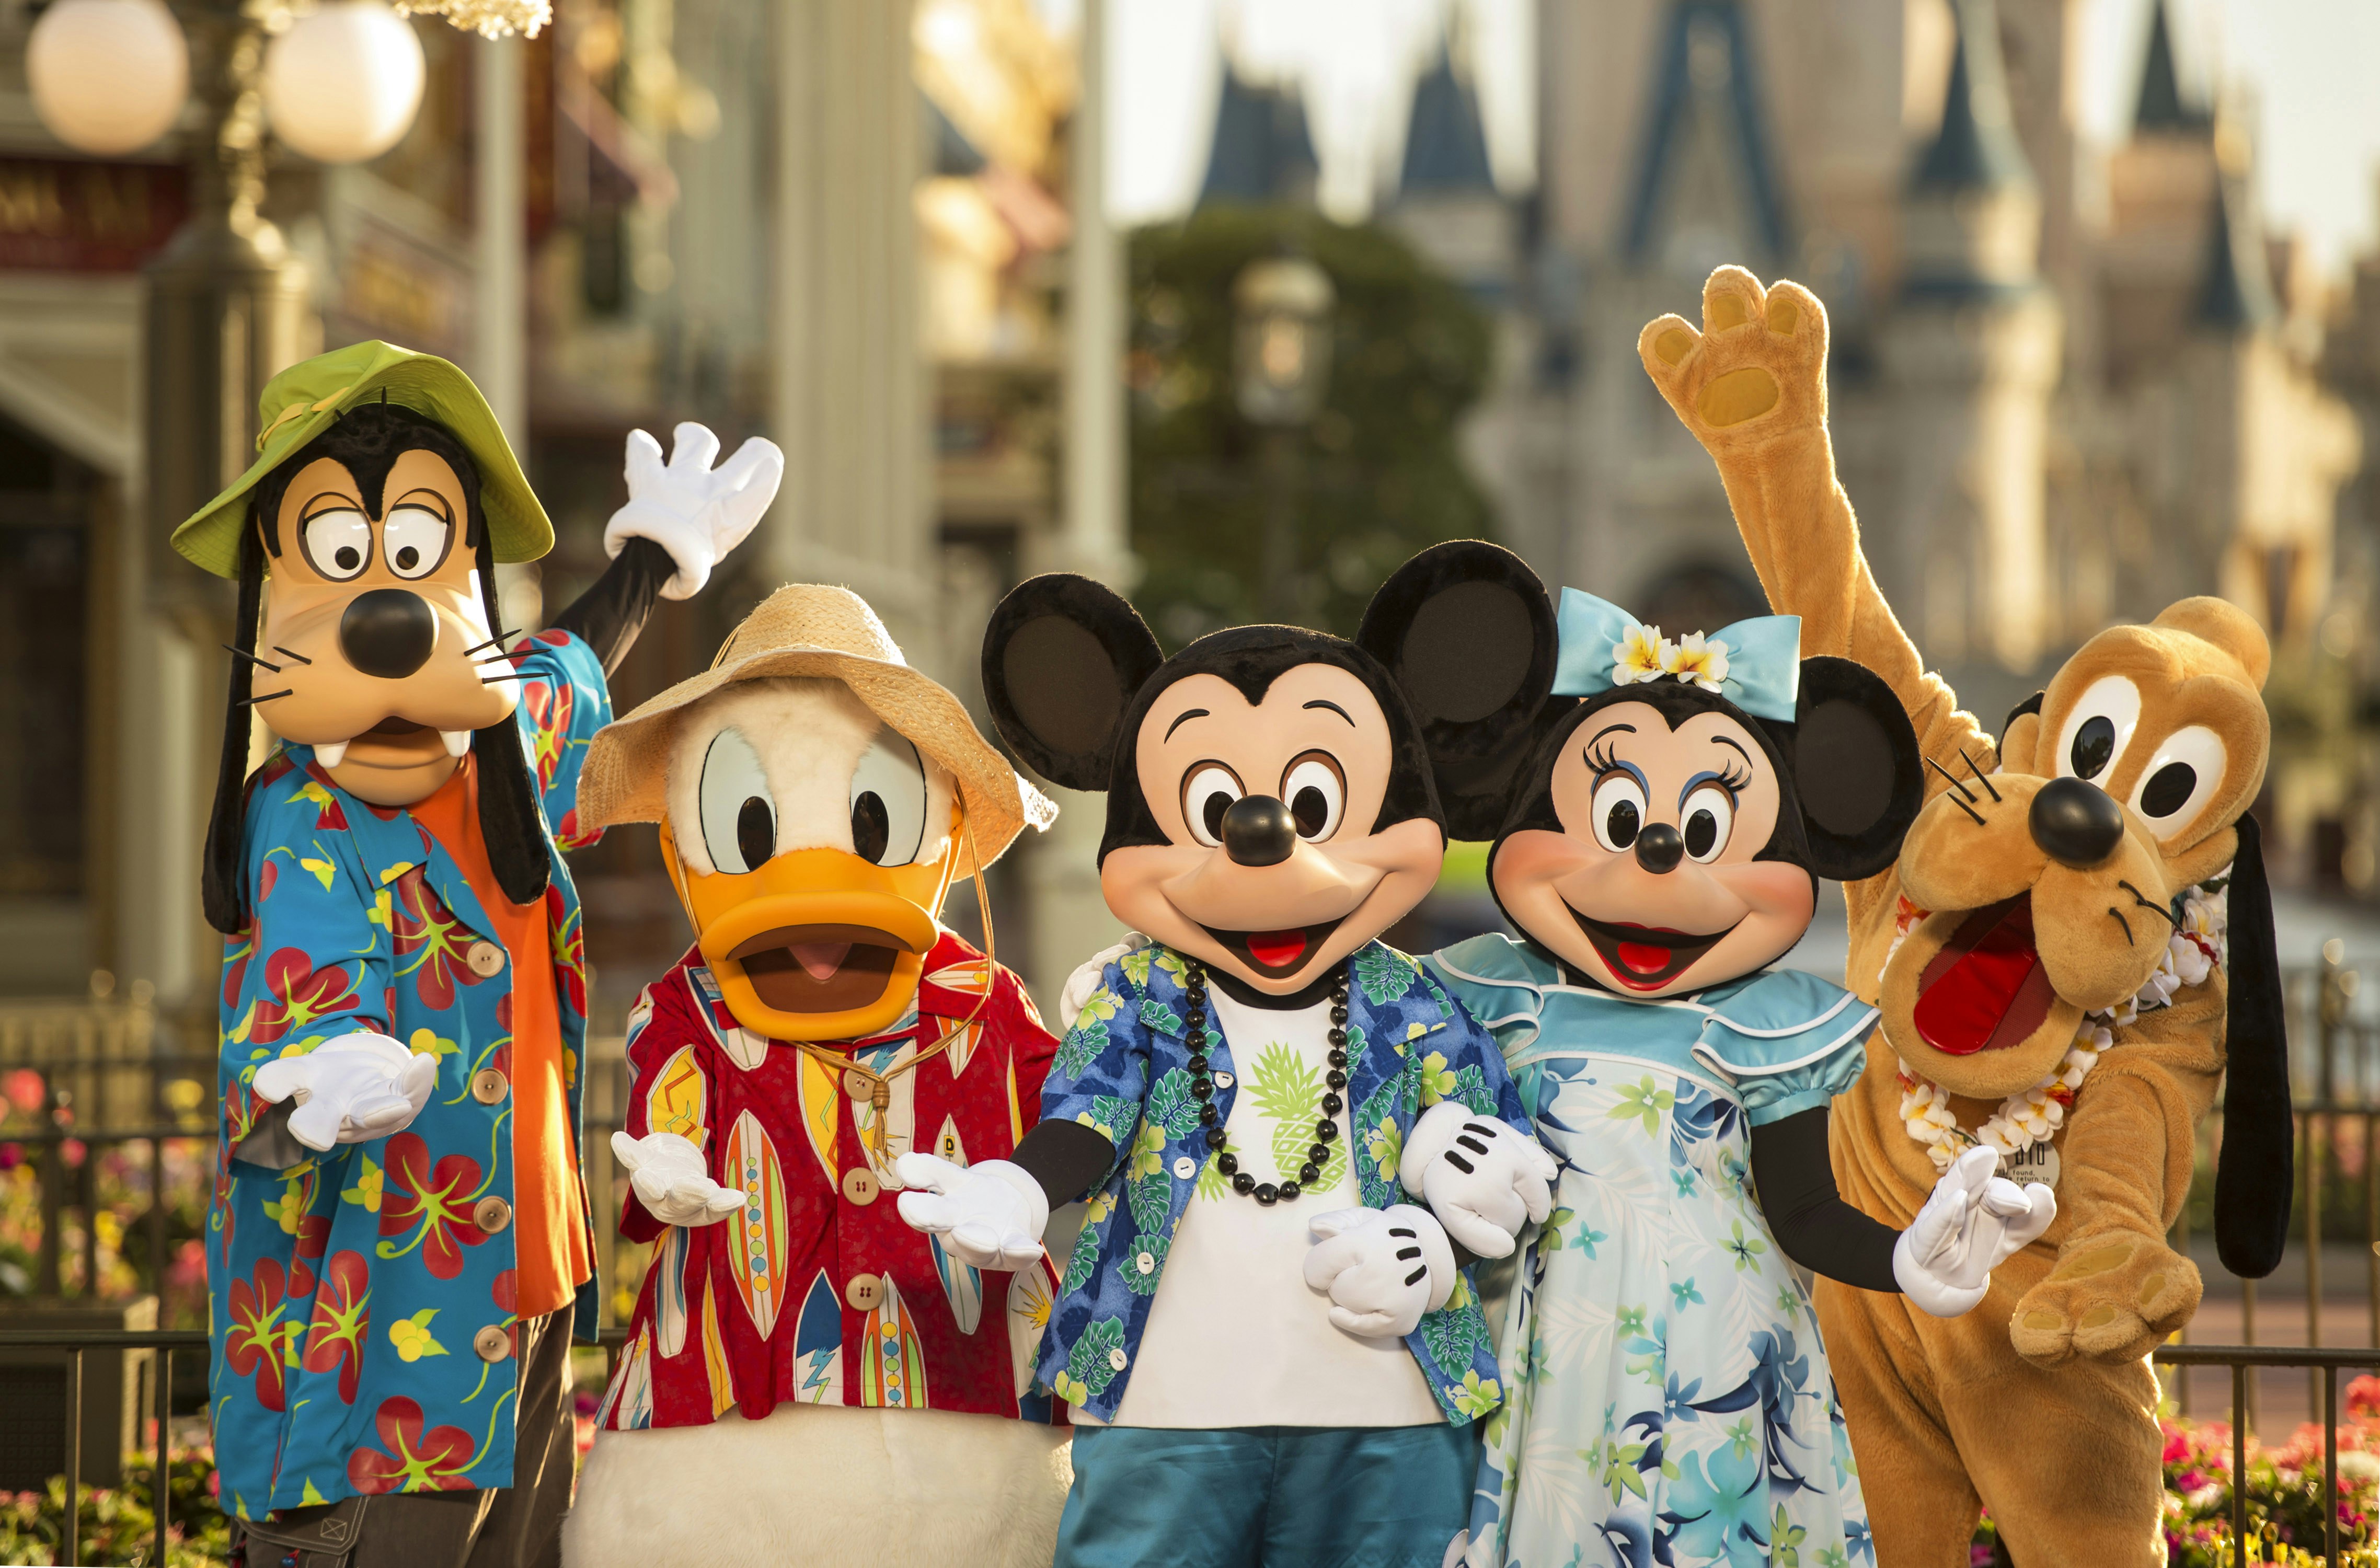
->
<box><xmin>1038</xmin><ymin>939</ymin><xmax>1535</xmax><ymax>1426</ymax></box>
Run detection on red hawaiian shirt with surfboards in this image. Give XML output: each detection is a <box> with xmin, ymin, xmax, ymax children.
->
<box><xmin>596</xmin><ymin>931</ymin><xmax>1066</xmax><ymax>1428</ymax></box>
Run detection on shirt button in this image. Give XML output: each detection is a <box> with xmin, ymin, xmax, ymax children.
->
<box><xmin>841</xmin><ymin>1169</ymin><xmax>881</xmax><ymax>1206</ymax></box>
<box><xmin>1135</xmin><ymin>1251</ymin><xmax>1155</xmax><ymax>1276</ymax></box>
<box><xmin>473</xmin><ymin>1197</ymin><xmax>512</xmax><ymax>1234</ymax></box>
<box><xmin>465</xmin><ymin>941</ymin><xmax>506</xmax><ymax>978</ymax></box>
<box><xmin>1212</xmin><ymin>1071</ymin><xmax>1233</xmax><ymax>1089</ymax></box>
<box><xmin>472</xmin><ymin>1325</ymin><xmax>512</xmax><ymax>1362</ymax></box>
<box><xmin>1172</xmin><ymin>1157</ymin><xmax>1196</xmax><ymax>1180</ymax></box>
<box><xmin>843</xmin><ymin>1069</ymin><xmax>875</xmax><ymax>1102</ymax></box>
<box><xmin>471</xmin><ymin>1068</ymin><xmax>508</xmax><ymax>1104</ymax></box>
<box><xmin>845</xmin><ymin>1273</ymin><xmax>883</xmax><ymax>1311</ymax></box>
<box><xmin>1107</xmin><ymin>1347</ymin><xmax>1128</xmax><ymax>1371</ymax></box>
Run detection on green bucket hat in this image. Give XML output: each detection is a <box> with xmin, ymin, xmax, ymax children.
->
<box><xmin>170</xmin><ymin>340</ymin><xmax>554</xmax><ymax>578</ymax></box>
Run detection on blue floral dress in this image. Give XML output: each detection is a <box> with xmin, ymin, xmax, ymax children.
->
<box><xmin>1427</xmin><ymin>934</ymin><xmax>1878</xmax><ymax>1568</ymax></box>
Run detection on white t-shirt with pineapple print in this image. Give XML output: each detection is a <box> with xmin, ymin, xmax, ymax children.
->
<box><xmin>1096</xmin><ymin>987</ymin><xmax>1446</xmax><ymax>1429</ymax></box>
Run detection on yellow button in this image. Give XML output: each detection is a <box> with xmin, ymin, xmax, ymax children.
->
<box><xmin>841</xmin><ymin>1169</ymin><xmax>881</xmax><ymax>1206</ymax></box>
<box><xmin>466</xmin><ymin>941</ymin><xmax>506</xmax><ymax>978</ymax></box>
<box><xmin>472</xmin><ymin>1068</ymin><xmax>508</xmax><ymax>1104</ymax></box>
<box><xmin>843</xmin><ymin>1069</ymin><xmax>875</xmax><ymax>1102</ymax></box>
<box><xmin>845</xmin><ymin>1273</ymin><xmax>883</xmax><ymax>1311</ymax></box>
<box><xmin>473</xmin><ymin>1325</ymin><xmax>512</xmax><ymax>1362</ymax></box>
<box><xmin>473</xmin><ymin>1197</ymin><xmax>512</xmax><ymax>1234</ymax></box>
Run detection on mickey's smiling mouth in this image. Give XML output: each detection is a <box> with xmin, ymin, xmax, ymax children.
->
<box><xmin>1199</xmin><ymin>916</ymin><xmax>1349</xmax><ymax>979</ymax></box>
<box><xmin>1569</xmin><ymin>909</ymin><xmax>1740</xmax><ymax>991</ymax></box>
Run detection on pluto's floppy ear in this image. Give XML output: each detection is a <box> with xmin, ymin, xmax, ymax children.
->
<box><xmin>2215</xmin><ymin>812</ymin><xmax>2292</xmax><ymax>1279</ymax></box>
<box><xmin>1793</xmin><ymin>656</ymin><xmax>1923</xmax><ymax>882</ymax></box>
<box><xmin>1356</xmin><ymin>540</ymin><xmax>1559</xmax><ymax>840</ymax></box>
<box><xmin>981</xmin><ymin>574</ymin><xmax>1164</xmax><ymax>793</ymax></box>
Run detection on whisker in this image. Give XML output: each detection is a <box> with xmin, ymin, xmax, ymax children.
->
<box><xmin>239</xmin><ymin>688</ymin><xmax>294</xmax><ymax>706</ymax></box>
<box><xmin>460</xmin><ymin>628</ymin><xmax>522</xmax><ymax>658</ymax></box>
<box><xmin>1925</xmin><ymin>757</ymin><xmax>1979</xmax><ymax>802</ymax></box>
<box><xmin>1944</xmin><ymin>793</ymin><xmax>1986</xmax><ymax>827</ymax></box>
<box><xmin>2107</xmin><ymin>907</ymin><xmax>2134</xmax><ymax>946</ymax></box>
<box><xmin>2119</xmin><ymin>881</ymin><xmax>2178</xmax><ymax>926</ymax></box>
<box><xmin>271</xmin><ymin>645</ymin><xmax>314</xmax><ymax>666</ymax></box>
<box><xmin>222</xmin><ymin>643</ymin><xmax>282</xmax><ymax>674</ymax></box>
<box><xmin>1960</xmin><ymin>750</ymin><xmax>2001</xmax><ymax>803</ymax></box>
<box><xmin>479</xmin><ymin>673</ymin><xmax>522</xmax><ymax>685</ymax></box>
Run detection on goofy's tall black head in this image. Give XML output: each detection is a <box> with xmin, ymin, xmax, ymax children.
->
<box><xmin>981</xmin><ymin>541</ymin><xmax>1557</xmax><ymax>994</ymax></box>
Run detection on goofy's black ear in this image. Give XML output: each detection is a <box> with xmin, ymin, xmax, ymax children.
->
<box><xmin>202</xmin><ymin>517</ymin><xmax>269</xmax><ymax>936</ymax></box>
<box><xmin>1356</xmin><ymin>540</ymin><xmax>1558</xmax><ymax>840</ymax></box>
<box><xmin>982</xmin><ymin>574</ymin><xmax>1164</xmax><ymax>793</ymax></box>
<box><xmin>1793</xmin><ymin>656</ymin><xmax>1922</xmax><ymax>882</ymax></box>
<box><xmin>2215</xmin><ymin>812</ymin><xmax>2292</xmax><ymax>1279</ymax></box>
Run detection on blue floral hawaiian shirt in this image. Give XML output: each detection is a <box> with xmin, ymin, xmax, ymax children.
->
<box><xmin>1039</xmin><ymin>939</ymin><xmax>1534</xmax><ymax>1426</ymax></box>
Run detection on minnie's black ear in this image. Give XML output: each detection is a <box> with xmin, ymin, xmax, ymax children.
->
<box><xmin>1793</xmin><ymin>655</ymin><xmax>1923</xmax><ymax>882</ymax></box>
<box><xmin>1356</xmin><ymin>540</ymin><xmax>1558</xmax><ymax>840</ymax></box>
<box><xmin>2215</xmin><ymin>812</ymin><xmax>2292</xmax><ymax>1279</ymax></box>
<box><xmin>982</xmin><ymin>574</ymin><xmax>1163</xmax><ymax>793</ymax></box>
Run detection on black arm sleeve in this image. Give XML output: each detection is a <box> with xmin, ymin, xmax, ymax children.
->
<box><xmin>1747</xmin><ymin>1106</ymin><xmax>1901</xmax><ymax>1292</ymax></box>
<box><xmin>546</xmin><ymin>535</ymin><xmax>675</xmax><ymax>676</ymax></box>
<box><xmin>1010</xmin><ymin>1119</ymin><xmax>1117</xmax><ymax>1209</ymax></box>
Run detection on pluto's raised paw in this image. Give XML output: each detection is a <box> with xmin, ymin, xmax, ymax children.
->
<box><xmin>1635</xmin><ymin>266</ymin><xmax>1831</xmax><ymax>447</ymax></box>
<box><xmin>2009</xmin><ymin>1230</ymin><xmax>2201</xmax><ymax>1367</ymax></box>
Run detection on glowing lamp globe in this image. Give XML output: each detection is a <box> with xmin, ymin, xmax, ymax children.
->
<box><xmin>262</xmin><ymin>1</ymin><xmax>427</xmax><ymax>165</ymax></box>
<box><xmin>26</xmin><ymin>0</ymin><xmax>190</xmax><ymax>157</ymax></box>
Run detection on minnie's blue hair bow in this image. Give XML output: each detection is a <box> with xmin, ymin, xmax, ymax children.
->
<box><xmin>1550</xmin><ymin>587</ymin><xmax>1802</xmax><ymax>723</ymax></box>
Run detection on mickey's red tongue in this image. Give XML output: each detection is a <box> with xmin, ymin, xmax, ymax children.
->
<box><xmin>1912</xmin><ymin>898</ymin><xmax>2053</xmax><ymax>1056</ymax></box>
<box><xmin>1247</xmin><ymin>929</ymin><xmax>1307</xmax><ymax>969</ymax></box>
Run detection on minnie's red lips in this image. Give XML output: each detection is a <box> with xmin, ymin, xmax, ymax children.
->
<box><xmin>1246</xmin><ymin>929</ymin><xmax>1307</xmax><ymax>968</ymax></box>
<box><xmin>1569</xmin><ymin>913</ymin><xmax>1738</xmax><ymax>990</ymax></box>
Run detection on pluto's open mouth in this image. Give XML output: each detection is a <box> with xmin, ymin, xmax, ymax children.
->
<box><xmin>729</xmin><ymin>923</ymin><xmax>915</xmax><ymax>1012</ymax></box>
<box><xmin>1570</xmin><ymin>910</ymin><xmax>1735</xmax><ymax>991</ymax></box>
<box><xmin>1199</xmin><ymin>916</ymin><xmax>1349</xmax><ymax>981</ymax></box>
<box><xmin>1911</xmin><ymin>895</ymin><xmax>2056</xmax><ymax>1056</ymax></box>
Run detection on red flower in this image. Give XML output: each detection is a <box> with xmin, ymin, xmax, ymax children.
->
<box><xmin>2350</xmin><ymin>1375</ymin><xmax>2380</xmax><ymax>1420</ymax></box>
<box><xmin>259</xmin><ymin>753</ymin><xmax>296</xmax><ymax>788</ymax></box>
<box><xmin>249</xmin><ymin>949</ymin><xmax>362</xmax><ymax>1046</ymax></box>
<box><xmin>225</xmin><ymin>1256</ymin><xmax>293</xmax><ymax>1412</ymax></box>
<box><xmin>389</xmin><ymin>866</ymin><xmax>482</xmax><ymax>1012</ymax></box>
<box><xmin>346</xmin><ymin>1397</ymin><xmax>479</xmax><ymax>1494</ymax></box>
<box><xmin>521</xmin><ymin>679</ymin><xmax>575</xmax><ymax>793</ymax></box>
<box><xmin>546</xmin><ymin>890</ymin><xmax>586</xmax><ymax>1017</ymax></box>
<box><xmin>302</xmin><ymin>1250</ymin><xmax>372</xmax><ymax>1403</ymax></box>
<box><xmin>378</xmin><ymin>1132</ymin><xmax>490</xmax><ymax>1279</ymax></box>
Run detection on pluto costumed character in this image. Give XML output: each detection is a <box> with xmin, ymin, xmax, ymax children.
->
<box><xmin>560</xmin><ymin>584</ymin><xmax>1070</xmax><ymax>1568</ymax></box>
<box><xmin>1634</xmin><ymin>268</ymin><xmax>2292</xmax><ymax>1566</ymax></box>
<box><xmin>189</xmin><ymin>341</ymin><xmax>781</xmax><ymax>1568</ymax></box>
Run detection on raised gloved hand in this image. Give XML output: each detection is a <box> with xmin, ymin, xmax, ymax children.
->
<box><xmin>603</xmin><ymin>422</ymin><xmax>787</xmax><ymax>600</ymax></box>
<box><xmin>611</xmin><ymin>1131</ymin><xmax>745</xmax><ymax>1227</ymax></box>
<box><xmin>250</xmin><ymin>1031</ymin><xmax>438</xmax><ymax>1153</ymax></box>
<box><xmin>893</xmin><ymin>1152</ymin><xmax>1049</xmax><ymax>1271</ymax></box>
<box><xmin>1398</xmin><ymin>1100</ymin><xmax>1558</xmax><ymax>1258</ymax></box>
<box><xmin>1059</xmin><ymin>932</ymin><xmax>1151</xmax><ymax>1027</ymax></box>
<box><xmin>1303</xmin><ymin>1205</ymin><xmax>1456</xmax><ymax>1338</ymax></box>
<box><xmin>1893</xmin><ymin>1144</ymin><xmax>2058</xmax><ymax>1317</ymax></box>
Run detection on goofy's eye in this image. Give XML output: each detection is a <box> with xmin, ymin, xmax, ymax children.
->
<box><xmin>383</xmin><ymin>505</ymin><xmax>452</xmax><ymax>579</ymax></box>
<box><xmin>1281</xmin><ymin>752</ymin><xmax>1344</xmax><ymax>841</ymax></box>
<box><xmin>698</xmin><ymin>726</ymin><xmax>774</xmax><ymax>874</ymax></box>
<box><xmin>850</xmin><ymin>731</ymin><xmax>929</xmax><ymax>866</ymax></box>
<box><xmin>1590</xmin><ymin>771</ymin><xmax>1646</xmax><ymax>853</ymax></box>
<box><xmin>2128</xmin><ymin>725</ymin><xmax>2226</xmax><ymax>838</ymax></box>
<box><xmin>300</xmin><ymin>508</ymin><xmax>371</xmax><ymax>580</ymax></box>
<box><xmin>1682</xmin><ymin>782</ymin><xmax>1735</xmax><ymax>863</ymax></box>
<box><xmin>1181</xmin><ymin>763</ymin><xmax>1243</xmax><ymax>848</ymax></box>
<box><xmin>2054</xmin><ymin>676</ymin><xmax>2142</xmax><ymax>785</ymax></box>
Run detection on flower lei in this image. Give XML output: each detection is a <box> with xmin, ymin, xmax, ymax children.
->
<box><xmin>1612</xmin><ymin>621</ymin><xmax>1731</xmax><ymax>694</ymax></box>
<box><xmin>1889</xmin><ymin>875</ymin><xmax>2229</xmax><ymax>1171</ymax></box>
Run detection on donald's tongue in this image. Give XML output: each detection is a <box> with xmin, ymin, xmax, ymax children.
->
<box><xmin>1246</xmin><ymin>929</ymin><xmax>1308</xmax><ymax>969</ymax></box>
<box><xmin>790</xmin><ymin>941</ymin><xmax>853</xmax><ymax>981</ymax></box>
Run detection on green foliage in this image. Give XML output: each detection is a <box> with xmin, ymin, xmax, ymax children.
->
<box><xmin>1128</xmin><ymin>205</ymin><xmax>1496</xmax><ymax>645</ymax></box>
<box><xmin>0</xmin><ymin>1448</ymin><xmax>232</xmax><ymax>1566</ymax></box>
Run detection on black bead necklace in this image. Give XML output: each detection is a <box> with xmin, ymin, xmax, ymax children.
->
<box><xmin>1183</xmin><ymin>960</ymin><xmax>1350</xmax><ymax>1206</ymax></box>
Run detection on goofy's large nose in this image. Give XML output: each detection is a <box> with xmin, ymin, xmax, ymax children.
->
<box><xmin>2029</xmin><ymin>777</ymin><xmax>2126</xmax><ymax>868</ymax></box>
<box><xmin>1221</xmin><ymin>795</ymin><xmax>1297</xmax><ymax>867</ymax></box>
<box><xmin>339</xmin><ymin>589</ymin><xmax>438</xmax><ymax>680</ymax></box>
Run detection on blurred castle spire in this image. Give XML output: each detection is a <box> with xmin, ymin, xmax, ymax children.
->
<box><xmin>1198</xmin><ymin>60</ymin><xmax>1318</xmax><ymax>207</ymax></box>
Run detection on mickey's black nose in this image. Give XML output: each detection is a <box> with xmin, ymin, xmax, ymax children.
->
<box><xmin>2029</xmin><ymin>777</ymin><xmax>2125</xmax><ymax>868</ymax></box>
<box><xmin>1221</xmin><ymin>795</ymin><xmax>1297</xmax><ymax>867</ymax></box>
<box><xmin>1634</xmin><ymin>822</ymin><xmax>1685</xmax><ymax>874</ymax></box>
<box><xmin>339</xmin><ymin>589</ymin><xmax>438</xmax><ymax>680</ymax></box>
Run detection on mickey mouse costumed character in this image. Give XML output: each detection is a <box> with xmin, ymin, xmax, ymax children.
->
<box><xmin>896</xmin><ymin>543</ymin><xmax>1563</xmax><ymax>1568</ymax></box>
<box><xmin>184</xmin><ymin>341</ymin><xmax>779</xmax><ymax>1567</ymax></box>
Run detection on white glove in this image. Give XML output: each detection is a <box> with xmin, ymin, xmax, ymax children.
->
<box><xmin>1893</xmin><ymin>1144</ymin><xmax>2059</xmax><ymax>1317</ymax></box>
<box><xmin>250</xmin><ymin>1031</ymin><xmax>437</xmax><ymax>1153</ymax></box>
<box><xmin>603</xmin><ymin>422</ymin><xmax>787</xmax><ymax>600</ymax></box>
<box><xmin>1059</xmin><ymin>933</ymin><xmax>1151</xmax><ymax>1025</ymax></box>
<box><xmin>611</xmin><ymin>1131</ymin><xmax>745</xmax><ymax>1226</ymax></box>
<box><xmin>1303</xmin><ymin>1205</ymin><xmax>1456</xmax><ymax>1338</ymax></box>
<box><xmin>893</xmin><ymin>1152</ymin><xmax>1049</xmax><ymax>1272</ymax></box>
<box><xmin>1399</xmin><ymin>1100</ymin><xmax>1557</xmax><ymax>1259</ymax></box>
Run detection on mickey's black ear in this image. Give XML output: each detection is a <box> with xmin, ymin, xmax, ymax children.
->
<box><xmin>981</xmin><ymin>574</ymin><xmax>1164</xmax><ymax>793</ymax></box>
<box><xmin>2215</xmin><ymin>812</ymin><xmax>2292</xmax><ymax>1279</ymax></box>
<box><xmin>1357</xmin><ymin>540</ymin><xmax>1558</xmax><ymax>840</ymax></box>
<box><xmin>1794</xmin><ymin>656</ymin><xmax>1923</xmax><ymax>882</ymax></box>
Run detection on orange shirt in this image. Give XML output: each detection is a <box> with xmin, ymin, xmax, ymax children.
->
<box><xmin>414</xmin><ymin>755</ymin><xmax>590</xmax><ymax>1322</ymax></box>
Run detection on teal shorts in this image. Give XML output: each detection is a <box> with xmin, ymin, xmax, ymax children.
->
<box><xmin>1053</xmin><ymin>1422</ymin><xmax>1478</xmax><ymax>1568</ymax></box>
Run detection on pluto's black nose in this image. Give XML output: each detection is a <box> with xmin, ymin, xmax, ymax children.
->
<box><xmin>339</xmin><ymin>589</ymin><xmax>438</xmax><ymax>680</ymax></box>
<box><xmin>1221</xmin><ymin>795</ymin><xmax>1297</xmax><ymax>867</ymax></box>
<box><xmin>1633</xmin><ymin>822</ymin><xmax>1685</xmax><ymax>874</ymax></box>
<box><xmin>2029</xmin><ymin>776</ymin><xmax>2125</xmax><ymax>868</ymax></box>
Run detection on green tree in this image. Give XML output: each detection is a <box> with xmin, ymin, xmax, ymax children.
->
<box><xmin>1128</xmin><ymin>205</ymin><xmax>1496</xmax><ymax>645</ymax></box>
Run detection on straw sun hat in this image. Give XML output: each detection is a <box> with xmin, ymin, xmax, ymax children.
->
<box><xmin>578</xmin><ymin>584</ymin><xmax>1057</xmax><ymax>875</ymax></box>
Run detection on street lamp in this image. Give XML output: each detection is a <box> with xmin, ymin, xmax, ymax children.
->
<box><xmin>262</xmin><ymin>2</ymin><xmax>428</xmax><ymax>165</ymax></box>
<box><xmin>25</xmin><ymin>0</ymin><xmax>189</xmax><ymax>156</ymax></box>
<box><xmin>1232</xmin><ymin>251</ymin><xmax>1335</xmax><ymax>620</ymax></box>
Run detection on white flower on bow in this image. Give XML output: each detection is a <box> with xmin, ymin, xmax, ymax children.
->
<box><xmin>1665</xmin><ymin>631</ymin><xmax>1732</xmax><ymax>693</ymax></box>
<box><xmin>1612</xmin><ymin>622</ymin><xmax>1673</xmax><ymax>686</ymax></box>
